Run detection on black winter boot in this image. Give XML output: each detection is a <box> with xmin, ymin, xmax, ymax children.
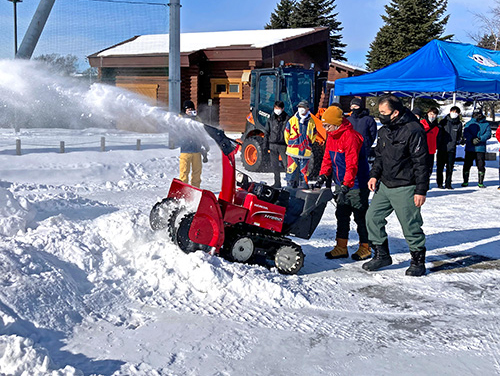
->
<box><xmin>478</xmin><ymin>172</ymin><xmax>486</xmax><ymax>188</ymax></box>
<box><xmin>462</xmin><ymin>171</ymin><xmax>469</xmax><ymax>187</ymax></box>
<box><xmin>362</xmin><ymin>241</ymin><xmax>392</xmax><ymax>271</ymax></box>
<box><xmin>405</xmin><ymin>250</ymin><xmax>426</xmax><ymax>277</ymax></box>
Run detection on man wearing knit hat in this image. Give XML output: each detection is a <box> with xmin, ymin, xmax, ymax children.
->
<box><xmin>284</xmin><ymin>100</ymin><xmax>317</xmax><ymax>188</ymax></box>
<box><xmin>315</xmin><ymin>106</ymin><xmax>371</xmax><ymax>261</ymax></box>
<box><xmin>347</xmin><ymin>97</ymin><xmax>377</xmax><ymax>160</ymax></box>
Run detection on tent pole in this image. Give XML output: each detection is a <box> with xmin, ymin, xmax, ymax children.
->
<box><xmin>410</xmin><ymin>95</ymin><xmax>415</xmax><ymax>110</ymax></box>
<box><xmin>453</xmin><ymin>92</ymin><xmax>456</xmax><ymax>106</ymax></box>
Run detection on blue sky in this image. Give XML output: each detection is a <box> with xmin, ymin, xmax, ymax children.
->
<box><xmin>0</xmin><ymin>0</ymin><xmax>496</xmax><ymax>69</ymax></box>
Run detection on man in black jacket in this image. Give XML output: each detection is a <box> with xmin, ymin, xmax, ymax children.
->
<box><xmin>436</xmin><ymin>106</ymin><xmax>463</xmax><ymax>189</ymax></box>
<box><xmin>347</xmin><ymin>97</ymin><xmax>377</xmax><ymax>159</ymax></box>
<box><xmin>363</xmin><ymin>95</ymin><xmax>429</xmax><ymax>277</ymax></box>
<box><xmin>266</xmin><ymin>100</ymin><xmax>289</xmax><ymax>187</ymax></box>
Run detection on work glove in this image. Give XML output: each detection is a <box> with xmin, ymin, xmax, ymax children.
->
<box><xmin>201</xmin><ymin>147</ymin><xmax>208</xmax><ymax>163</ymax></box>
<box><xmin>334</xmin><ymin>184</ymin><xmax>350</xmax><ymax>206</ymax></box>
<box><xmin>472</xmin><ymin>137</ymin><xmax>481</xmax><ymax>145</ymax></box>
<box><xmin>314</xmin><ymin>174</ymin><xmax>328</xmax><ymax>188</ymax></box>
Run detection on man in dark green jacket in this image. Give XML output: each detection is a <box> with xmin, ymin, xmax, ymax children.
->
<box><xmin>363</xmin><ymin>95</ymin><xmax>429</xmax><ymax>277</ymax></box>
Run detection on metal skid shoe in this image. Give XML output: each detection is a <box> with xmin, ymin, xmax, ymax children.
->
<box><xmin>274</xmin><ymin>243</ymin><xmax>304</xmax><ymax>275</ymax></box>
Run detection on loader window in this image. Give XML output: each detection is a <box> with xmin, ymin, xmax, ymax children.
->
<box><xmin>283</xmin><ymin>70</ymin><xmax>314</xmax><ymax>115</ymax></box>
<box><xmin>257</xmin><ymin>74</ymin><xmax>276</xmax><ymax>126</ymax></box>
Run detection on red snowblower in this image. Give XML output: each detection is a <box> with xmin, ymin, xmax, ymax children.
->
<box><xmin>149</xmin><ymin>124</ymin><xmax>333</xmax><ymax>274</ymax></box>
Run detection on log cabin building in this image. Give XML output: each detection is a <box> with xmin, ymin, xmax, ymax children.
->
<box><xmin>88</xmin><ymin>27</ymin><xmax>365</xmax><ymax>131</ymax></box>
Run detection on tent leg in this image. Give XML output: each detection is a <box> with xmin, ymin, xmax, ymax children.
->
<box><xmin>410</xmin><ymin>96</ymin><xmax>415</xmax><ymax>110</ymax></box>
<box><xmin>453</xmin><ymin>92</ymin><xmax>456</xmax><ymax>106</ymax></box>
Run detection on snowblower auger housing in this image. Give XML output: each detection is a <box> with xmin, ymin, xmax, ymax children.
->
<box><xmin>150</xmin><ymin>123</ymin><xmax>333</xmax><ymax>274</ymax></box>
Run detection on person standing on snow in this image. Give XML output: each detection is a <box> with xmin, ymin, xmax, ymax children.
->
<box><xmin>436</xmin><ymin>106</ymin><xmax>463</xmax><ymax>189</ymax></box>
<box><xmin>315</xmin><ymin>106</ymin><xmax>371</xmax><ymax>261</ymax></box>
<box><xmin>462</xmin><ymin>108</ymin><xmax>492</xmax><ymax>188</ymax></box>
<box><xmin>284</xmin><ymin>100</ymin><xmax>317</xmax><ymax>188</ymax></box>
<box><xmin>266</xmin><ymin>100</ymin><xmax>289</xmax><ymax>188</ymax></box>
<box><xmin>178</xmin><ymin>100</ymin><xmax>209</xmax><ymax>188</ymax></box>
<box><xmin>364</xmin><ymin>95</ymin><xmax>429</xmax><ymax>277</ymax></box>
<box><xmin>420</xmin><ymin>107</ymin><xmax>440</xmax><ymax>179</ymax></box>
<box><xmin>347</xmin><ymin>97</ymin><xmax>377</xmax><ymax>160</ymax></box>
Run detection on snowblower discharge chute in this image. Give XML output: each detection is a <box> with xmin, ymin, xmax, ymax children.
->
<box><xmin>150</xmin><ymin>124</ymin><xmax>333</xmax><ymax>274</ymax></box>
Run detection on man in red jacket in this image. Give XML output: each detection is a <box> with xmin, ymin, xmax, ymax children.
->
<box><xmin>420</xmin><ymin>107</ymin><xmax>440</xmax><ymax>182</ymax></box>
<box><xmin>315</xmin><ymin>105</ymin><xmax>371</xmax><ymax>261</ymax></box>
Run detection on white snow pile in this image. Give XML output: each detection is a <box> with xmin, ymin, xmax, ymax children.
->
<box><xmin>0</xmin><ymin>187</ymin><xmax>35</xmax><ymax>236</ymax></box>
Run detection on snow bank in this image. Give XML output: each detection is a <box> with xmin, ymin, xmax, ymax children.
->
<box><xmin>0</xmin><ymin>187</ymin><xmax>35</xmax><ymax>236</ymax></box>
<box><xmin>0</xmin><ymin>336</ymin><xmax>79</xmax><ymax>376</ymax></box>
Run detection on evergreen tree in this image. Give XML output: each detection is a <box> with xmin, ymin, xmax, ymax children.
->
<box><xmin>366</xmin><ymin>0</ymin><xmax>452</xmax><ymax>71</ymax></box>
<box><xmin>478</xmin><ymin>34</ymin><xmax>498</xmax><ymax>50</ymax></box>
<box><xmin>265</xmin><ymin>0</ymin><xmax>297</xmax><ymax>29</ymax></box>
<box><xmin>266</xmin><ymin>0</ymin><xmax>346</xmax><ymax>61</ymax></box>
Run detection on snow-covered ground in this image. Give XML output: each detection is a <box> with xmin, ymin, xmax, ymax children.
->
<box><xmin>1</xmin><ymin>59</ymin><xmax>500</xmax><ymax>375</ymax></box>
<box><xmin>0</xmin><ymin>126</ymin><xmax>499</xmax><ymax>376</ymax></box>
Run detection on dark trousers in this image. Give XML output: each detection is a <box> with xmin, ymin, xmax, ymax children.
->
<box><xmin>463</xmin><ymin>151</ymin><xmax>486</xmax><ymax>178</ymax></box>
<box><xmin>269</xmin><ymin>144</ymin><xmax>287</xmax><ymax>186</ymax></box>
<box><xmin>335</xmin><ymin>188</ymin><xmax>369</xmax><ymax>243</ymax></box>
<box><xmin>426</xmin><ymin>153</ymin><xmax>435</xmax><ymax>177</ymax></box>
<box><xmin>436</xmin><ymin>149</ymin><xmax>456</xmax><ymax>187</ymax></box>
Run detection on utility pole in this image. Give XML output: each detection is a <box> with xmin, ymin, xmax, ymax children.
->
<box><xmin>7</xmin><ymin>0</ymin><xmax>22</xmax><ymax>56</ymax></box>
<box><xmin>168</xmin><ymin>0</ymin><xmax>181</xmax><ymax>114</ymax></box>
<box><xmin>16</xmin><ymin>0</ymin><xmax>56</xmax><ymax>59</ymax></box>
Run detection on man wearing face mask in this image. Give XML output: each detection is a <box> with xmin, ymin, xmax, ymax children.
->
<box><xmin>177</xmin><ymin>100</ymin><xmax>209</xmax><ymax>188</ymax></box>
<box><xmin>347</xmin><ymin>97</ymin><xmax>377</xmax><ymax>160</ymax></box>
<box><xmin>284</xmin><ymin>100</ymin><xmax>317</xmax><ymax>188</ymax></box>
<box><xmin>436</xmin><ymin>106</ymin><xmax>463</xmax><ymax>189</ymax></box>
<box><xmin>364</xmin><ymin>95</ymin><xmax>429</xmax><ymax>277</ymax></box>
<box><xmin>266</xmin><ymin>101</ymin><xmax>289</xmax><ymax>188</ymax></box>
<box><xmin>420</xmin><ymin>107</ymin><xmax>440</xmax><ymax>179</ymax></box>
<box><xmin>462</xmin><ymin>108</ymin><xmax>492</xmax><ymax>188</ymax></box>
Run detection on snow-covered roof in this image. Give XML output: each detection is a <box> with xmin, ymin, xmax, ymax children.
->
<box><xmin>331</xmin><ymin>59</ymin><xmax>368</xmax><ymax>73</ymax></box>
<box><xmin>96</xmin><ymin>28</ymin><xmax>319</xmax><ymax>57</ymax></box>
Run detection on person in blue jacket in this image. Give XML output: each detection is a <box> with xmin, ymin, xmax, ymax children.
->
<box><xmin>462</xmin><ymin>108</ymin><xmax>492</xmax><ymax>188</ymax></box>
<box><xmin>347</xmin><ymin>97</ymin><xmax>377</xmax><ymax>160</ymax></box>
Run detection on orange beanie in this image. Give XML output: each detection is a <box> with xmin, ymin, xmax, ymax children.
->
<box><xmin>321</xmin><ymin>106</ymin><xmax>344</xmax><ymax>126</ymax></box>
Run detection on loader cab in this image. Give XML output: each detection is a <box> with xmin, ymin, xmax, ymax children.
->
<box><xmin>242</xmin><ymin>65</ymin><xmax>318</xmax><ymax>172</ymax></box>
<box><xmin>247</xmin><ymin>66</ymin><xmax>316</xmax><ymax>134</ymax></box>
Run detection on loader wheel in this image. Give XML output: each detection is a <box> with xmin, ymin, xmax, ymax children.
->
<box><xmin>242</xmin><ymin>136</ymin><xmax>268</xmax><ymax>172</ymax></box>
<box><xmin>150</xmin><ymin>197</ymin><xmax>178</xmax><ymax>231</ymax></box>
<box><xmin>275</xmin><ymin>244</ymin><xmax>304</xmax><ymax>275</ymax></box>
<box><xmin>175</xmin><ymin>212</ymin><xmax>210</xmax><ymax>254</ymax></box>
<box><xmin>307</xmin><ymin>142</ymin><xmax>325</xmax><ymax>181</ymax></box>
<box><xmin>228</xmin><ymin>236</ymin><xmax>255</xmax><ymax>263</ymax></box>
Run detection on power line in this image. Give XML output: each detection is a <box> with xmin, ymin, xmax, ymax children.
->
<box><xmin>88</xmin><ymin>0</ymin><xmax>167</xmax><ymax>6</ymax></box>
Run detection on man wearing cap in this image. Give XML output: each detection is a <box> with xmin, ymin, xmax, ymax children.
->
<box><xmin>364</xmin><ymin>95</ymin><xmax>429</xmax><ymax>277</ymax></box>
<box><xmin>347</xmin><ymin>97</ymin><xmax>377</xmax><ymax>160</ymax></box>
<box><xmin>284</xmin><ymin>100</ymin><xmax>317</xmax><ymax>188</ymax></box>
<box><xmin>315</xmin><ymin>106</ymin><xmax>371</xmax><ymax>261</ymax></box>
<box><xmin>177</xmin><ymin>100</ymin><xmax>209</xmax><ymax>188</ymax></box>
<box><xmin>462</xmin><ymin>108</ymin><xmax>492</xmax><ymax>188</ymax></box>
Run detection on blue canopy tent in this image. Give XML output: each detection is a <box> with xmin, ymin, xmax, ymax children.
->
<box><xmin>334</xmin><ymin>40</ymin><xmax>500</xmax><ymax>102</ymax></box>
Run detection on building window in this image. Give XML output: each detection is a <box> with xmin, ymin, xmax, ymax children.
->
<box><xmin>211</xmin><ymin>78</ymin><xmax>242</xmax><ymax>98</ymax></box>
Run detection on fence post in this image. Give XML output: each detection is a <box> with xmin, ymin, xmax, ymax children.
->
<box><xmin>100</xmin><ymin>136</ymin><xmax>105</xmax><ymax>152</ymax></box>
<box><xmin>136</xmin><ymin>139</ymin><xmax>141</xmax><ymax>151</ymax></box>
<box><xmin>16</xmin><ymin>139</ymin><xmax>21</xmax><ymax>155</ymax></box>
<box><xmin>60</xmin><ymin>141</ymin><xmax>65</xmax><ymax>153</ymax></box>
